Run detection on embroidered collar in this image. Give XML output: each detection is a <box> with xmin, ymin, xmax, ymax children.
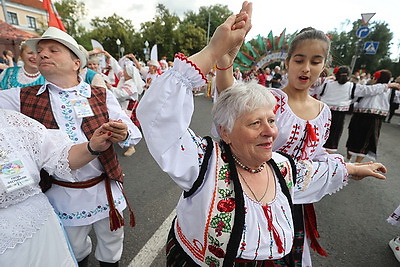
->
<box><xmin>37</xmin><ymin>79</ymin><xmax>92</xmax><ymax>98</ymax></box>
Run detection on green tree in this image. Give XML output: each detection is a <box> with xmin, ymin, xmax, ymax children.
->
<box><xmin>84</xmin><ymin>14</ymin><xmax>136</xmax><ymax>59</ymax></box>
<box><xmin>54</xmin><ymin>0</ymin><xmax>87</xmax><ymax>38</ymax></box>
<box><xmin>182</xmin><ymin>5</ymin><xmax>232</xmax><ymax>45</ymax></box>
<box><xmin>174</xmin><ymin>23</ymin><xmax>206</xmax><ymax>56</ymax></box>
<box><xmin>139</xmin><ymin>4</ymin><xmax>180</xmax><ymax>60</ymax></box>
<box><xmin>329</xmin><ymin>20</ymin><xmax>393</xmax><ymax>74</ymax></box>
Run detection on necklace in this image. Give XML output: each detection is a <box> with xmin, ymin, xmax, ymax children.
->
<box><xmin>238</xmin><ymin>168</ymin><xmax>270</xmax><ymax>203</ymax></box>
<box><xmin>22</xmin><ymin>67</ymin><xmax>40</xmax><ymax>78</ymax></box>
<box><xmin>232</xmin><ymin>154</ymin><xmax>265</xmax><ymax>173</ymax></box>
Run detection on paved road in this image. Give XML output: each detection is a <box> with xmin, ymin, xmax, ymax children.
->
<box><xmin>87</xmin><ymin>95</ymin><xmax>400</xmax><ymax>267</ymax></box>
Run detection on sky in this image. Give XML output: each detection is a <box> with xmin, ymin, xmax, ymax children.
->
<box><xmin>81</xmin><ymin>0</ymin><xmax>400</xmax><ymax>60</ymax></box>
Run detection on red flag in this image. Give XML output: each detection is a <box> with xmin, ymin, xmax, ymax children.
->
<box><xmin>43</xmin><ymin>0</ymin><xmax>66</xmax><ymax>32</ymax></box>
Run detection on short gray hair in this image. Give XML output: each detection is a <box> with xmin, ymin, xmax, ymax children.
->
<box><xmin>212</xmin><ymin>80</ymin><xmax>277</xmax><ymax>139</ymax></box>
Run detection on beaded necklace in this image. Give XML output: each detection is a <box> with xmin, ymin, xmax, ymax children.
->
<box><xmin>232</xmin><ymin>153</ymin><xmax>265</xmax><ymax>173</ymax></box>
<box><xmin>22</xmin><ymin>66</ymin><xmax>40</xmax><ymax>78</ymax></box>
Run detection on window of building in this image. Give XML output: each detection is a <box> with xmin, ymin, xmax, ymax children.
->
<box><xmin>7</xmin><ymin>11</ymin><xmax>18</xmax><ymax>25</ymax></box>
<box><xmin>27</xmin><ymin>16</ymin><xmax>37</xmax><ymax>29</ymax></box>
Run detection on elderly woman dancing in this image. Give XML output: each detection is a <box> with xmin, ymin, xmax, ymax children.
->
<box><xmin>137</xmin><ymin>2</ymin><xmax>386</xmax><ymax>266</ymax></box>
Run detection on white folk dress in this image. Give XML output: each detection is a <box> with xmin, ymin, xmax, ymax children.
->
<box><xmin>137</xmin><ymin>55</ymin><xmax>349</xmax><ymax>265</ymax></box>
<box><xmin>0</xmin><ymin>109</ymin><xmax>77</xmax><ymax>266</ymax></box>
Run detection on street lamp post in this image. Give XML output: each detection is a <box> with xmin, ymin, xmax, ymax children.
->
<box><xmin>144</xmin><ymin>41</ymin><xmax>149</xmax><ymax>61</ymax></box>
<box><xmin>116</xmin><ymin>39</ymin><xmax>121</xmax><ymax>59</ymax></box>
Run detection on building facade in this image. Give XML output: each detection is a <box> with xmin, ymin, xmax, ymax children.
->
<box><xmin>0</xmin><ymin>0</ymin><xmax>47</xmax><ymax>35</ymax></box>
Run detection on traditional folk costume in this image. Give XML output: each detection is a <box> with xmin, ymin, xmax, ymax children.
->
<box><xmin>0</xmin><ymin>109</ymin><xmax>77</xmax><ymax>266</ymax></box>
<box><xmin>0</xmin><ymin>80</ymin><xmax>142</xmax><ymax>263</ymax></box>
<box><xmin>137</xmin><ymin>54</ymin><xmax>349</xmax><ymax>266</ymax></box>
<box><xmin>0</xmin><ymin>66</ymin><xmax>45</xmax><ymax>90</ymax></box>
<box><xmin>109</xmin><ymin>63</ymin><xmax>145</xmax><ymax>129</ymax></box>
<box><xmin>346</xmin><ymin>86</ymin><xmax>391</xmax><ymax>160</ymax></box>
<box><xmin>319</xmin><ymin>81</ymin><xmax>389</xmax><ymax>152</ymax></box>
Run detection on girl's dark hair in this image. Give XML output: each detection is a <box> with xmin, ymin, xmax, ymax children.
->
<box><xmin>335</xmin><ymin>66</ymin><xmax>350</xmax><ymax>85</ymax></box>
<box><xmin>287</xmin><ymin>27</ymin><xmax>331</xmax><ymax>63</ymax></box>
<box><xmin>376</xmin><ymin>70</ymin><xmax>392</xmax><ymax>84</ymax></box>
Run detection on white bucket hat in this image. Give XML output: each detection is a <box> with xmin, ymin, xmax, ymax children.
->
<box><xmin>147</xmin><ymin>60</ymin><xmax>160</xmax><ymax>68</ymax></box>
<box><xmin>25</xmin><ymin>27</ymin><xmax>87</xmax><ymax>68</ymax></box>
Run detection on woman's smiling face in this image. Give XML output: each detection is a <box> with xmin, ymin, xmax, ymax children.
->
<box><xmin>221</xmin><ymin>105</ymin><xmax>278</xmax><ymax>168</ymax></box>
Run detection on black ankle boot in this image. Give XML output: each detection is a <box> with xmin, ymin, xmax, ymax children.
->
<box><xmin>78</xmin><ymin>255</ymin><xmax>89</xmax><ymax>267</ymax></box>
<box><xmin>99</xmin><ymin>261</ymin><xmax>119</xmax><ymax>267</ymax></box>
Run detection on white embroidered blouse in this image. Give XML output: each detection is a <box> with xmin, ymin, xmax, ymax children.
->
<box><xmin>0</xmin><ymin>109</ymin><xmax>74</xmax><ymax>254</ymax></box>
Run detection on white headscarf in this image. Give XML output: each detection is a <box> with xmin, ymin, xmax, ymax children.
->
<box><xmin>124</xmin><ymin>61</ymin><xmax>135</xmax><ymax>78</ymax></box>
<box><xmin>124</xmin><ymin>61</ymin><xmax>145</xmax><ymax>95</ymax></box>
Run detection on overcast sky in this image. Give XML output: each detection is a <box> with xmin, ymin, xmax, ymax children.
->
<box><xmin>81</xmin><ymin>0</ymin><xmax>400</xmax><ymax>60</ymax></box>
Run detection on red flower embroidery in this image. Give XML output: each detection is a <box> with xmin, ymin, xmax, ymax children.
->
<box><xmin>217</xmin><ymin>198</ymin><xmax>236</xmax><ymax>212</ymax></box>
<box><xmin>280</xmin><ymin>166</ymin><xmax>288</xmax><ymax>178</ymax></box>
<box><xmin>208</xmin><ymin>245</ymin><xmax>226</xmax><ymax>258</ymax></box>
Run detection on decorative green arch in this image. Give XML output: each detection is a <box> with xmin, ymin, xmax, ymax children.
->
<box><xmin>234</xmin><ymin>29</ymin><xmax>297</xmax><ymax>71</ymax></box>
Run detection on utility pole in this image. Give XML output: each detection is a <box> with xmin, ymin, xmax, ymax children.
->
<box><xmin>350</xmin><ymin>13</ymin><xmax>375</xmax><ymax>74</ymax></box>
<box><xmin>206</xmin><ymin>10</ymin><xmax>210</xmax><ymax>45</ymax></box>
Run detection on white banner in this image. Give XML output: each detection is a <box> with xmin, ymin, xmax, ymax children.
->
<box><xmin>150</xmin><ymin>44</ymin><xmax>158</xmax><ymax>61</ymax></box>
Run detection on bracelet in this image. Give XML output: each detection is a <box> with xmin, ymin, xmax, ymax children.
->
<box><xmin>216</xmin><ymin>62</ymin><xmax>234</xmax><ymax>71</ymax></box>
<box><xmin>87</xmin><ymin>142</ymin><xmax>102</xmax><ymax>156</ymax></box>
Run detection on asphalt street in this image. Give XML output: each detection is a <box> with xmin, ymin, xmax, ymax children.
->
<box><xmin>87</xmin><ymin>94</ymin><xmax>400</xmax><ymax>267</ymax></box>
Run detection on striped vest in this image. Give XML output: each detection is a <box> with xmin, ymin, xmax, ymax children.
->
<box><xmin>20</xmin><ymin>84</ymin><xmax>124</xmax><ymax>183</ymax></box>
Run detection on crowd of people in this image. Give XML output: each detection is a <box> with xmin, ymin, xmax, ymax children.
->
<box><xmin>0</xmin><ymin>1</ymin><xmax>399</xmax><ymax>266</ymax></box>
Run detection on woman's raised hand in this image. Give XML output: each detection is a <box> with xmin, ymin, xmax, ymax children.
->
<box><xmin>188</xmin><ymin>1</ymin><xmax>252</xmax><ymax>75</ymax></box>
<box><xmin>209</xmin><ymin>1</ymin><xmax>253</xmax><ymax>66</ymax></box>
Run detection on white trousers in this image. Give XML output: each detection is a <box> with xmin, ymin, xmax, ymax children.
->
<box><xmin>65</xmin><ymin>216</ymin><xmax>124</xmax><ymax>263</ymax></box>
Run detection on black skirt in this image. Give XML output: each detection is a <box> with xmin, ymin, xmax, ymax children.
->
<box><xmin>346</xmin><ymin>112</ymin><xmax>384</xmax><ymax>158</ymax></box>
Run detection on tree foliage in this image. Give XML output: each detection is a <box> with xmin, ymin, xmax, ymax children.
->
<box><xmin>329</xmin><ymin>20</ymin><xmax>394</xmax><ymax>74</ymax></box>
<box><xmin>85</xmin><ymin>14</ymin><xmax>136</xmax><ymax>58</ymax></box>
<box><xmin>54</xmin><ymin>0</ymin><xmax>87</xmax><ymax>38</ymax></box>
<box><xmin>54</xmin><ymin>1</ymin><xmax>399</xmax><ymax>76</ymax></box>
<box><xmin>182</xmin><ymin>4</ymin><xmax>233</xmax><ymax>45</ymax></box>
<box><xmin>139</xmin><ymin>4</ymin><xmax>180</xmax><ymax>60</ymax></box>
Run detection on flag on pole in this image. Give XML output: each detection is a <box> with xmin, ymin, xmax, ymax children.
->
<box><xmin>245</xmin><ymin>42</ymin><xmax>258</xmax><ymax>58</ymax></box>
<box><xmin>91</xmin><ymin>39</ymin><xmax>106</xmax><ymax>70</ymax></box>
<box><xmin>287</xmin><ymin>30</ymin><xmax>298</xmax><ymax>46</ymax></box>
<box><xmin>277</xmin><ymin>28</ymin><xmax>286</xmax><ymax>49</ymax></box>
<box><xmin>257</xmin><ymin>34</ymin><xmax>265</xmax><ymax>52</ymax></box>
<box><xmin>236</xmin><ymin>51</ymin><xmax>253</xmax><ymax>66</ymax></box>
<box><xmin>150</xmin><ymin>44</ymin><xmax>158</xmax><ymax>61</ymax></box>
<box><xmin>241</xmin><ymin>51</ymin><xmax>254</xmax><ymax>61</ymax></box>
<box><xmin>43</xmin><ymin>0</ymin><xmax>66</xmax><ymax>32</ymax></box>
<box><xmin>267</xmin><ymin>30</ymin><xmax>274</xmax><ymax>50</ymax></box>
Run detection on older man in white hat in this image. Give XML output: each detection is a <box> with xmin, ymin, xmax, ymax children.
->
<box><xmin>0</xmin><ymin>27</ymin><xmax>142</xmax><ymax>267</ymax></box>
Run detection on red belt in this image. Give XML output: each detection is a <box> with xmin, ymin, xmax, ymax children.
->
<box><xmin>51</xmin><ymin>173</ymin><xmax>135</xmax><ymax>231</ymax></box>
